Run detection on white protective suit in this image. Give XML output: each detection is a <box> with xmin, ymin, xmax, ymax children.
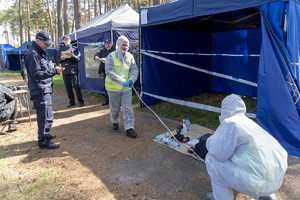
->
<box><xmin>105</xmin><ymin>35</ymin><xmax>138</xmax><ymax>131</ymax></box>
<box><xmin>205</xmin><ymin>94</ymin><xmax>288</xmax><ymax>200</ymax></box>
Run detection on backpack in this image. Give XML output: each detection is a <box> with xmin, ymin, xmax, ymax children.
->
<box><xmin>194</xmin><ymin>133</ymin><xmax>212</xmax><ymax>160</ymax></box>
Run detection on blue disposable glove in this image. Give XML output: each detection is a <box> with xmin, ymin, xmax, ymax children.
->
<box><xmin>128</xmin><ymin>80</ymin><xmax>133</xmax><ymax>88</ymax></box>
<box><xmin>122</xmin><ymin>81</ymin><xmax>129</xmax><ymax>87</ymax></box>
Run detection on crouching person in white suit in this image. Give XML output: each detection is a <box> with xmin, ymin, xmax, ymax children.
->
<box><xmin>205</xmin><ymin>94</ymin><xmax>288</xmax><ymax>200</ymax></box>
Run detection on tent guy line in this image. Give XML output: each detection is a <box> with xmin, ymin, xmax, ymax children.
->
<box><xmin>141</xmin><ymin>51</ymin><xmax>258</xmax><ymax>87</ymax></box>
<box><xmin>133</xmin><ymin>87</ymin><xmax>206</xmax><ymax>162</ymax></box>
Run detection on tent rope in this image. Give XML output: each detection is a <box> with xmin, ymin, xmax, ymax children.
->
<box><xmin>132</xmin><ymin>86</ymin><xmax>206</xmax><ymax>163</ymax></box>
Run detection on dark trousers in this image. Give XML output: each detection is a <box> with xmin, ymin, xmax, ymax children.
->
<box><xmin>63</xmin><ymin>74</ymin><xmax>84</xmax><ymax>104</ymax></box>
<box><xmin>34</xmin><ymin>93</ymin><xmax>53</xmax><ymax>145</ymax></box>
<box><xmin>103</xmin><ymin>74</ymin><xmax>109</xmax><ymax>103</ymax></box>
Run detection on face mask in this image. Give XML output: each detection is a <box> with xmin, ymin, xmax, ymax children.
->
<box><xmin>119</xmin><ymin>48</ymin><xmax>127</xmax><ymax>55</ymax></box>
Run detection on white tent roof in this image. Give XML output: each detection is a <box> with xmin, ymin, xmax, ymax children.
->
<box><xmin>70</xmin><ymin>4</ymin><xmax>139</xmax><ymax>40</ymax></box>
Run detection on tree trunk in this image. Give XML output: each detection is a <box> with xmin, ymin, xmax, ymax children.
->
<box><xmin>63</xmin><ymin>0</ymin><xmax>69</xmax><ymax>35</ymax></box>
<box><xmin>98</xmin><ymin>0</ymin><xmax>102</xmax><ymax>15</ymax></box>
<box><xmin>94</xmin><ymin>0</ymin><xmax>98</xmax><ymax>17</ymax></box>
<box><xmin>52</xmin><ymin>0</ymin><xmax>57</xmax><ymax>46</ymax></box>
<box><xmin>26</xmin><ymin>0</ymin><xmax>30</xmax><ymax>41</ymax></box>
<box><xmin>74</xmin><ymin>0</ymin><xmax>82</xmax><ymax>30</ymax></box>
<box><xmin>19</xmin><ymin>0</ymin><xmax>24</xmax><ymax>44</ymax></box>
<box><xmin>57</xmin><ymin>0</ymin><xmax>63</xmax><ymax>38</ymax></box>
<box><xmin>46</xmin><ymin>0</ymin><xmax>54</xmax><ymax>44</ymax></box>
<box><xmin>153</xmin><ymin>0</ymin><xmax>160</xmax><ymax>5</ymax></box>
<box><xmin>87</xmin><ymin>0</ymin><xmax>91</xmax><ymax>21</ymax></box>
<box><xmin>83</xmin><ymin>0</ymin><xmax>86</xmax><ymax>23</ymax></box>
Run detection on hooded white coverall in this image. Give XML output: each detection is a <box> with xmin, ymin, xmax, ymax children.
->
<box><xmin>205</xmin><ymin>94</ymin><xmax>288</xmax><ymax>200</ymax></box>
<box><xmin>105</xmin><ymin>36</ymin><xmax>138</xmax><ymax>131</ymax></box>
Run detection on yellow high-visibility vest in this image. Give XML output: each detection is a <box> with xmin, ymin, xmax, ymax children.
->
<box><xmin>105</xmin><ymin>52</ymin><xmax>130</xmax><ymax>91</ymax></box>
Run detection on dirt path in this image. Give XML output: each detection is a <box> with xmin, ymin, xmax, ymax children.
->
<box><xmin>0</xmin><ymin>74</ymin><xmax>299</xmax><ymax>200</ymax></box>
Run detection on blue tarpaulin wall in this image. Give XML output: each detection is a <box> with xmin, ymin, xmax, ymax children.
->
<box><xmin>6</xmin><ymin>41</ymin><xmax>32</xmax><ymax>70</ymax></box>
<box><xmin>140</xmin><ymin>0</ymin><xmax>300</xmax><ymax>156</ymax></box>
<box><xmin>141</xmin><ymin>27</ymin><xmax>211</xmax><ymax>105</ymax></box>
<box><xmin>5</xmin><ymin>41</ymin><xmax>58</xmax><ymax>71</ymax></box>
<box><xmin>0</xmin><ymin>44</ymin><xmax>15</xmax><ymax>69</ymax></box>
<box><xmin>257</xmin><ymin>0</ymin><xmax>300</xmax><ymax>156</ymax></box>
<box><xmin>211</xmin><ymin>29</ymin><xmax>260</xmax><ymax>96</ymax></box>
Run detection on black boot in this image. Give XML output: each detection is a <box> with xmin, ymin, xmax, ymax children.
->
<box><xmin>113</xmin><ymin>123</ymin><xmax>118</xmax><ymax>130</ymax></box>
<box><xmin>126</xmin><ymin>128</ymin><xmax>137</xmax><ymax>138</ymax></box>
<box><xmin>39</xmin><ymin>142</ymin><xmax>59</xmax><ymax>150</ymax></box>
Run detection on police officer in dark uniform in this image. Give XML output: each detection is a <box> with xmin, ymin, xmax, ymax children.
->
<box><xmin>94</xmin><ymin>39</ymin><xmax>115</xmax><ymax>105</ymax></box>
<box><xmin>57</xmin><ymin>35</ymin><xmax>84</xmax><ymax>107</ymax></box>
<box><xmin>24</xmin><ymin>31</ymin><xmax>63</xmax><ymax>149</ymax></box>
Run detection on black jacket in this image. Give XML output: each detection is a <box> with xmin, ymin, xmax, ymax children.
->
<box><xmin>24</xmin><ymin>41</ymin><xmax>58</xmax><ymax>96</ymax></box>
<box><xmin>94</xmin><ymin>47</ymin><xmax>115</xmax><ymax>75</ymax></box>
<box><xmin>0</xmin><ymin>84</ymin><xmax>16</xmax><ymax>121</ymax></box>
<box><xmin>57</xmin><ymin>44</ymin><xmax>80</xmax><ymax>74</ymax></box>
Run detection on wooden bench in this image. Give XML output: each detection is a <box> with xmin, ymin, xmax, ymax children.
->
<box><xmin>0</xmin><ymin>119</ymin><xmax>13</xmax><ymax>134</ymax></box>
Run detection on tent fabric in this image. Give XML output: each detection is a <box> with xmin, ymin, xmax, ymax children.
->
<box><xmin>69</xmin><ymin>4</ymin><xmax>139</xmax><ymax>94</ymax></box>
<box><xmin>257</xmin><ymin>1</ymin><xmax>300</xmax><ymax>157</ymax></box>
<box><xmin>140</xmin><ymin>0</ymin><xmax>300</xmax><ymax>156</ymax></box>
<box><xmin>211</xmin><ymin>29</ymin><xmax>260</xmax><ymax>97</ymax></box>
<box><xmin>69</xmin><ymin>4</ymin><xmax>139</xmax><ymax>41</ymax></box>
<box><xmin>140</xmin><ymin>0</ymin><xmax>278</xmax><ymax>27</ymax></box>
<box><xmin>6</xmin><ymin>41</ymin><xmax>32</xmax><ymax>55</ymax></box>
<box><xmin>6</xmin><ymin>41</ymin><xmax>32</xmax><ymax>70</ymax></box>
<box><xmin>287</xmin><ymin>0</ymin><xmax>300</xmax><ymax>86</ymax></box>
<box><xmin>0</xmin><ymin>44</ymin><xmax>15</xmax><ymax>69</ymax></box>
<box><xmin>4</xmin><ymin>41</ymin><xmax>57</xmax><ymax>70</ymax></box>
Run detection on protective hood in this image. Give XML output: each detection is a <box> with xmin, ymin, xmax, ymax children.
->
<box><xmin>219</xmin><ymin>94</ymin><xmax>246</xmax><ymax>122</ymax></box>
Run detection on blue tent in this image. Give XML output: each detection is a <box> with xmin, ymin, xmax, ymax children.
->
<box><xmin>68</xmin><ymin>4</ymin><xmax>139</xmax><ymax>94</ymax></box>
<box><xmin>140</xmin><ymin>0</ymin><xmax>300</xmax><ymax>156</ymax></box>
<box><xmin>6</xmin><ymin>41</ymin><xmax>32</xmax><ymax>70</ymax></box>
<box><xmin>5</xmin><ymin>41</ymin><xmax>58</xmax><ymax>70</ymax></box>
<box><xmin>0</xmin><ymin>44</ymin><xmax>15</xmax><ymax>69</ymax></box>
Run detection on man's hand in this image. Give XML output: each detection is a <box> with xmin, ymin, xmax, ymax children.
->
<box><xmin>100</xmin><ymin>58</ymin><xmax>106</xmax><ymax>63</ymax></box>
<box><xmin>66</xmin><ymin>51</ymin><xmax>73</xmax><ymax>56</ymax></box>
<box><xmin>95</xmin><ymin>56</ymin><xmax>101</xmax><ymax>61</ymax></box>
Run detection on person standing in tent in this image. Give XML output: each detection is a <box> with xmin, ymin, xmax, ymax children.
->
<box><xmin>57</xmin><ymin>35</ymin><xmax>84</xmax><ymax>107</ymax></box>
<box><xmin>24</xmin><ymin>31</ymin><xmax>63</xmax><ymax>149</ymax></box>
<box><xmin>205</xmin><ymin>94</ymin><xmax>288</xmax><ymax>200</ymax></box>
<box><xmin>94</xmin><ymin>39</ymin><xmax>115</xmax><ymax>106</ymax></box>
<box><xmin>105</xmin><ymin>35</ymin><xmax>138</xmax><ymax>138</ymax></box>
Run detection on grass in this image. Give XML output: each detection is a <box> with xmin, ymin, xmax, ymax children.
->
<box><xmin>0</xmin><ymin>69</ymin><xmax>257</xmax><ymax>130</ymax></box>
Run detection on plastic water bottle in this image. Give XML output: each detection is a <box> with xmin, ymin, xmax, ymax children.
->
<box><xmin>182</xmin><ymin>119</ymin><xmax>187</xmax><ymax>133</ymax></box>
<box><xmin>162</xmin><ymin>138</ymin><xmax>180</xmax><ymax>148</ymax></box>
<box><xmin>154</xmin><ymin>132</ymin><xmax>172</xmax><ymax>142</ymax></box>
<box><xmin>154</xmin><ymin>134</ymin><xmax>165</xmax><ymax>142</ymax></box>
<box><xmin>185</xmin><ymin>118</ymin><xmax>191</xmax><ymax>131</ymax></box>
